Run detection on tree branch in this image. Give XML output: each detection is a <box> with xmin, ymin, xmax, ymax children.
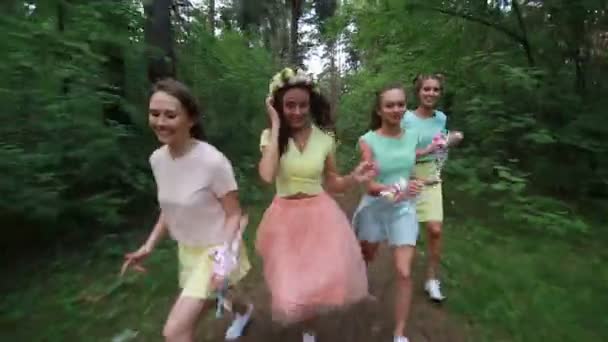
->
<box><xmin>511</xmin><ymin>0</ymin><xmax>535</xmax><ymax>66</ymax></box>
<box><xmin>407</xmin><ymin>3</ymin><xmax>535</xmax><ymax>66</ymax></box>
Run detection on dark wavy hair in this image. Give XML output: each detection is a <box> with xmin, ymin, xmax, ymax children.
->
<box><xmin>369</xmin><ymin>82</ymin><xmax>406</xmax><ymax>130</ymax></box>
<box><xmin>272</xmin><ymin>84</ymin><xmax>334</xmax><ymax>156</ymax></box>
<box><xmin>150</xmin><ymin>78</ymin><xmax>205</xmax><ymax>140</ymax></box>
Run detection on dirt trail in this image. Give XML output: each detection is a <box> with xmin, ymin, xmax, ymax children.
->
<box><xmin>209</xmin><ymin>190</ymin><xmax>467</xmax><ymax>342</ymax></box>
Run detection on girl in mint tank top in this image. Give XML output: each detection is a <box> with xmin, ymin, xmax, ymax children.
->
<box><xmin>402</xmin><ymin>73</ymin><xmax>464</xmax><ymax>304</ymax></box>
<box><xmin>351</xmin><ymin>83</ymin><xmax>423</xmax><ymax>342</ymax></box>
<box><xmin>401</xmin><ymin>107</ymin><xmax>447</xmax><ymax>162</ymax></box>
<box><xmin>359</xmin><ymin>130</ymin><xmax>418</xmax><ymax>185</ymax></box>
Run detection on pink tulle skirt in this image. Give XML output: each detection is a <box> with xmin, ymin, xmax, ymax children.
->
<box><xmin>256</xmin><ymin>192</ymin><xmax>369</xmax><ymax>324</ymax></box>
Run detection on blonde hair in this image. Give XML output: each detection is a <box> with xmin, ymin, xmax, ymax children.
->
<box><xmin>413</xmin><ymin>73</ymin><xmax>445</xmax><ymax>96</ymax></box>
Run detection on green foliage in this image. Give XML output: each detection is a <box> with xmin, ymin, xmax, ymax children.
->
<box><xmin>441</xmin><ymin>220</ymin><xmax>608</xmax><ymax>341</ymax></box>
<box><xmin>334</xmin><ymin>0</ymin><xmax>607</xmax><ymax>237</ymax></box>
<box><xmin>1</xmin><ymin>1</ymin><xmax>607</xmax><ymax>340</ymax></box>
<box><xmin>0</xmin><ymin>2</ymin><xmax>275</xmax><ymax>247</ymax></box>
<box><xmin>0</xmin><ymin>203</ymin><xmax>268</xmax><ymax>341</ymax></box>
<box><xmin>0</xmin><ymin>2</ymin><xmax>153</xmax><ymax>246</ymax></box>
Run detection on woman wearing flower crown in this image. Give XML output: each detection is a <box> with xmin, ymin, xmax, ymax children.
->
<box><xmin>402</xmin><ymin>74</ymin><xmax>463</xmax><ymax>303</ymax></box>
<box><xmin>256</xmin><ymin>67</ymin><xmax>375</xmax><ymax>342</ymax></box>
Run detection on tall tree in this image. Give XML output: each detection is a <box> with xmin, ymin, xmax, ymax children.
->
<box><xmin>287</xmin><ymin>0</ymin><xmax>305</xmax><ymax>66</ymax></box>
<box><xmin>57</xmin><ymin>0</ymin><xmax>69</xmax><ymax>94</ymax></box>
<box><xmin>314</xmin><ymin>0</ymin><xmax>339</xmax><ymax>110</ymax></box>
<box><xmin>228</xmin><ymin>0</ymin><xmax>290</xmax><ymax>65</ymax></box>
<box><xmin>98</xmin><ymin>2</ymin><xmax>130</xmax><ymax>125</ymax></box>
<box><xmin>144</xmin><ymin>0</ymin><xmax>175</xmax><ymax>82</ymax></box>
<box><xmin>207</xmin><ymin>0</ymin><xmax>215</xmax><ymax>32</ymax></box>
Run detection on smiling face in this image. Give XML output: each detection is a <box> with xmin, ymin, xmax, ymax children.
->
<box><xmin>281</xmin><ymin>87</ymin><xmax>311</xmax><ymax>130</ymax></box>
<box><xmin>418</xmin><ymin>78</ymin><xmax>442</xmax><ymax>109</ymax></box>
<box><xmin>148</xmin><ymin>91</ymin><xmax>193</xmax><ymax>146</ymax></box>
<box><xmin>377</xmin><ymin>88</ymin><xmax>407</xmax><ymax>127</ymax></box>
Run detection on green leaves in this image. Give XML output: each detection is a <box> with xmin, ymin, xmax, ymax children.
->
<box><xmin>335</xmin><ymin>0</ymin><xmax>607</xmax><ymax>239</ymax></box>
<box><xmin>0</xmin><ymin>1</ymin><xmax>153</xmax><ymax>245</ymax></box>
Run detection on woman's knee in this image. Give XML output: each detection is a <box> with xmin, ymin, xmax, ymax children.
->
<box><xmin>163</xmin><ymin>318</ymin><xmax>188</xmax><ymax>341</ymax></box>
<box><xmin>395</xmin><ymin>263</ymin><xmax>412</xmax><ymax>283</ymax></box>
<box><xmin>427</xmin><ymin>222</ymin><xmax>442</xmax><ymax>240</ymax></box>
<box><xmin>394</xmin><ymin>247</ymin><xmax>414</xmax><ymax>282</ymax></box>
<box><xmin>162</xmin><ymin>297</ymin><xmax>208</xmax><ymax>341</ymax></box>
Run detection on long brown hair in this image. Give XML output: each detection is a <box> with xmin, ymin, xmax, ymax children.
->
<box><xmin>369</xmin><ymin>82</ymin><xmax>406</xmax><ymax>130</ymax></box>
<box><xmin>150</xmin><ymin>78</ymin><xmax>205</xmax><ymax>140</ymax></box>
<box><xmin>272</xmin><ymin>84</ymin><xmax>334</xmax><ymax>156</ymax></box>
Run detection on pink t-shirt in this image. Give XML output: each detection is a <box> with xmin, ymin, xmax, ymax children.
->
<box><xmin>149</xmin><ymin>141</ymin><xmax>238</xmax><ymax>247</ymax></box>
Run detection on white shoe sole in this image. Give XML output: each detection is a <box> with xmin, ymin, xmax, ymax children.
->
<box><xmin>424</xmin><ymin>287</ymin><xmax>446</xmax><ymax>302</ymax></box>
<box><xmin>225</xmin><ymin>304</ymin><xmax>254</xmax><ymax>340</ymax></box>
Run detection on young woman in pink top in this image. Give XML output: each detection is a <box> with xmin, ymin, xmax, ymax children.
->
<box><xmin>256</xmin><ymin>68</ymin><xmax>376</xmax><ymax>342</ymax></box>
<box><xmin>121</xmin><ymin>79</ymin><xmax>253</xmax><ymax>342</ymax></box>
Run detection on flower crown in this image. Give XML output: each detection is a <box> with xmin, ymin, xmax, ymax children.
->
<box><xmin>268</xmin><ymin>67</ymin><xmax>321</xmax><ymax>96</ymax></box>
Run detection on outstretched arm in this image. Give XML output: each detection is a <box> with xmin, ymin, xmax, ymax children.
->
<box><xmin>323</xmin><ymin>152</ymin><xmax>357</xmax><ymax>193</ymax></box>
<box><xmin>358</xmin><ymin>140</ymin><xmax>388</xmax><ymax>196</ymax></box>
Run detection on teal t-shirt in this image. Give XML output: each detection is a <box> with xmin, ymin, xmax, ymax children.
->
<box><xmin>359</xmin><ymin>129</ymin><xmax>418</xmax><ymax>185</ymax></box>
<box><xmin>401</xmin><ymin>110</ymin><xmax>447</xmax><ymax>161</ymax></box>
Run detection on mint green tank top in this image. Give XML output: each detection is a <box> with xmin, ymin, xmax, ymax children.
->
<box><xmin>401</xmin><ymin>110</ymin><xmax>447</xmax><ymax>162</ymax></box>
<box><xmin>359</xmin><ymin>129</ymin><xmax>419</xmax><ymax>185</ymax></box>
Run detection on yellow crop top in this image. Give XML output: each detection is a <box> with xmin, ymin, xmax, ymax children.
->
<box><xmin>260</xmin><ymin>125</ymin><xmax>335</xmax><ymax>197</ymax></box>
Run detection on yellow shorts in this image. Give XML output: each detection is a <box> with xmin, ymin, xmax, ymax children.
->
<box><xmin>413</xmin><ymin>162</ymin><xmax>444</xmax><ymax>222</ymax></box>
<box><xmin>178</xmin><ymin>242</ymin><xmax>251</xmax><ymax>299</ymax></box>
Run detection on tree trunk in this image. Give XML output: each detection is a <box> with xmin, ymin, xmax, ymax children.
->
<box><xmin>57</xmin><ymin>0</ymin><xmax>70</xmax><ymax>95</ymax></box>
<box><xmin>511</xmin><ymin>0</ymin><xmax>535</xmax><ymax>67</ymax></box>
<box><xmin>280</xmin><ymin>10</ymin><xmax>290</xmax><ymax>65</ymax></box>
<box><xmin>289</xmin><ymin>0</ymin><xmax>303</xmax><ymax>67</ymax></box>
<box><xmin>266</xmin><ymin>2</ymin><xmax>290</xmax><ymax>66</ymax></box>
<box><xmin>144</xmin><ymin>0</ymin><xmax>176</xmax><ymax>83</ymax></box>
<box><xmin>328</xmin><ymin>39</ymin><xmax>340</xmax><ymax>118</ymax></box>
<box><xmin>207</xmin><ymin>0</ymin><xmax>215</xmax><ymax>33</ymax></box>
<box><xmin>96</xmin><ymin>1</ymin><xmax>130</xmax><ymax>125</ymax></box>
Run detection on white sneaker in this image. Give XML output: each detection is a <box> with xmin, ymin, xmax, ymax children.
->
<box><xmin>225</xmin><ymin>303</ymin><xmax>254</xmax><ymax>340</ymax></box>
<box><xmin>302</xmin><ymin>332</ymin><xmax>316</xmax><ymax>342</ymax></box>
<box><xmin>424</xmin><ymin>279</ymin><xmax>446</xmax><ymax>302</ymax></box>
<box><xmin>394</xmin><ymin>336</ymin><xmax>409</xmax><ymax>342</ymax></box>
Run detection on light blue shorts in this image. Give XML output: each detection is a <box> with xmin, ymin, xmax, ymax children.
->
<box><xmin>352</xmin><ymin>195</ymin><xmax>419</xmax><ymax>247</ymax></box>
